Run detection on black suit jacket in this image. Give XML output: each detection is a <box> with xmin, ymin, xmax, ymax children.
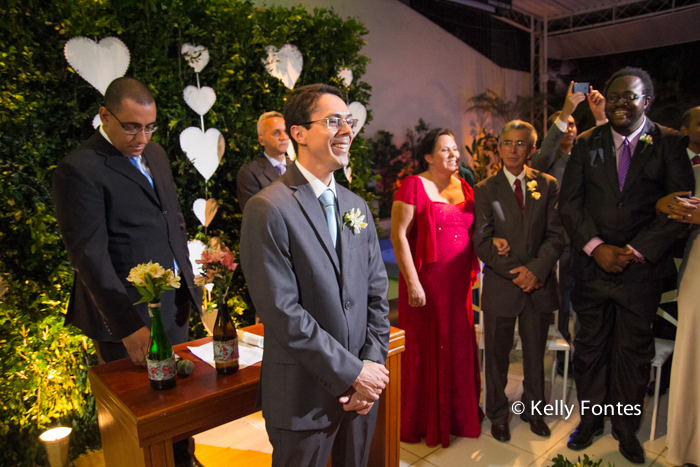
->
<box><xmin>237</xmin><ymin>156</ymin><xmax>285</xmax><ymax>212</ymax></box>
<box><xmin>53</xmin><ymin>131</ymin><xmax>200</xmax><ymax>342</ymax></box>
<box><xmin>560</xmin><ymin>119</ymin><xmax>694</xmax><ymax>283</ymax></box>
<box><xmin>473</xmin><ymin>167</ymin><xmax>566</xmax><ymax>317</ymax></box>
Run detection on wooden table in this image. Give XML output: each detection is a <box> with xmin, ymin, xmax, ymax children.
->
<box><xmin>89</xmin><ymin>325</ymin><xmax>405</xmax><ymax>467</ymax></box>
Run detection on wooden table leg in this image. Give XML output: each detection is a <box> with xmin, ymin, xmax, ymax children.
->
<box><xmin>368</xmin><ymin>352</ymin><xmax>401</xmax><ymax>466</ymax></box>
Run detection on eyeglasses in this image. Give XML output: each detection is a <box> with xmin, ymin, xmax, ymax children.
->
<box><xmin>606</xmin><ymin>94</ymin><xmax>645</xmax><ymax>105</ymax></box>
<box><xmin>299</xmin><ymin>117</ymin><xmax>358</xmax><ymax>131</ymax></box>
<box><xmin>106</xmin><ymin>108</ymin><xmax>158</xmax><ymax>135</ymax></box>
<box><xmin>500</xmin><ymin>140</ymin><xmax>530</xmax><ymax>149</ymax></box>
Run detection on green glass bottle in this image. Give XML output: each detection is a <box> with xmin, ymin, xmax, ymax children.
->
<box><xmin>213</xmin><ymin>299</ymin><xmax>239</xmax><ymax>375</ymax></box>
<box><xmin>146</xmin><ymin>302</ymin><xmax>176</xmax><ymax>390</ymax></box>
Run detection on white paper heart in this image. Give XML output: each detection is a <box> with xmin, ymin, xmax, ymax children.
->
<box><xmin>262</xmin><ymin>44</ymin><xmax>303</xmax><ymax>90</ymax></box>
<box><xmin>64</xmin><ymin>37</ymin><xmax>130</xmax><ymax>95</ymax></box>
<box><xmin>347</xmin><ymin>102</ymin><xmax>367</xmax><ymax>137</ymax></box>
<box><xmin>344</xmin><ymin>165</ymin><xmax>352</xmax><ymax>183</ymax></box>
<box><xmin>92</xmin><ymin>114</ymin><xmax>102</xmax><ymax>129</ymax></box>
<box><xmin>337</xmin><ymin>68</ymin><xmax>353</xmax><ymax>87</ymax></box>
<box><xmin>286</xmin><ymin>143</ymin><xmax>297</xmax><ymax>161</ymax></box>
<box><xmin>180</xmin><ymin>127</ymin><xmax>222</xmax><ymax>181</ymax></box>
<box><xmin>181</xmin><ymin>43</ymin><xmax>210</xmax><ymax>73</ymax></box>
<box><xmin>193</xmin><ymin>198</ymin><xmax>218</xmax><ymax>227</ymax></box>
<box><xmin>187</xmin><ymin>239</ymin><xmax>207</xmax><ymax>276</ymax></box>
<box><xmin>183</xmin><ymin>85</ymin><xmax>216</xmax><ymax>116</ymax></box>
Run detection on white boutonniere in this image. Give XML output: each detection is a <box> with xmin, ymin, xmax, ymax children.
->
<box><xmin>343</xmin><ymin>208</ymin><xmax>368</xmax><ymax>234</ymax></box>
<box><xmin>639</xmin><ymin>134</ymin><xmax>653</xmax><ymax>147</ymax></box>
<box><xmin>526</xmin><ymin>180</ymin><xmax>541</xmax><ymax>200</ymax></box>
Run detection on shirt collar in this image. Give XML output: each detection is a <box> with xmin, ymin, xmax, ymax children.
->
<box><xmin>503</xmin><ymin>167</ymin><xmax>526</xmax><ymax>187</ymax></box>
<box><xmin>263</xmin><ymin>151</ymin><xmax>286</xmax><ymax>168</ymax></box>
<box><xmin>687</xmin><ymin>147</ymin><xmax>699</xmax><ymax>160</ymax></box>
<box><xmin>99</xmin><ymin>125</ymin><xmax>142</xmax><ymax>157</ymax></box>
<box><xmin>294</xmin><ymin>160</ymin><xmax>337</xmax><ymax>199</ymax></box>
<box><xmin>611</xmin><ymin>116</ymin><xmax>647</xmax><ymax>152</ymax></box>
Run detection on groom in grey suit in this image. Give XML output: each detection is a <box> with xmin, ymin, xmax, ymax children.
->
<box><xmin>240</xmin><ymin>84</ymin><xmax>390</xmax><ymax>467</ymax></box>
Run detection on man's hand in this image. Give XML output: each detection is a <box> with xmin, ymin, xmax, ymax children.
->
<box><xmin>352</xmin><ymin>362</ymin><xmax>389</xmax><ymax>400</ymax></box>
<box><xmin>509</xmin><ymin>266</ymin><xmax>539</xmax><ymax>293</ymax></box>
<box><xmin>561</xmin><ymin>81</ymin><xmax>587</xmax><ymax>120</ymax></box>
<box><xmin>339</xmin><ymin>387</ymin><xmax>375</xmax><ymax>414</ymax></box>
<box><xmin>122</xmin><ymin>326</ymin><xmax>150</xmax><ymax>367</ymax></box>
<box><xmin>586</xmin><ymin>88</ymin><xmax>607</xmax><ymax>123</ymax></box>
<box><xmin>492</xmin><ymin>237</ymin><xmax>510</xmax><ymax>256</ymax></box>
<box><xmin>592</xmin><ymin>244</ymin><xmax>635</xmax><ymax>273</ymax></box>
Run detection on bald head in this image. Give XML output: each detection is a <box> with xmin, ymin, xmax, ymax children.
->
<box><xmin>104</xmin><ymin>77</ymin><xmax>154</xmax><ymax>113</ymax></box>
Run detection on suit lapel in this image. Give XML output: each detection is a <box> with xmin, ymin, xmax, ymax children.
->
<box><xmin>259</xmin><ymin>157</ymin><xmax>280</xmax><ymax>183</ymax></box>
<box><xmin>523</xmin><ymin>167</ymin><xmax>537</xmax><ymax>243</ymax></box>
<box><xmin>621</xmin><ymin>119</ymin><xmax>657</xmax><ymax>194</ymax></box>
<box><xmin>494</xmin><ymin>169</ymin><xmax>524</xmax><ymax>226</ymax></box>
<box><xmin>597</xmin><ymin>127</ymin><xmax>621</xmax><ymax>198</ymax></box>
<box><xmin>337</xmin><ymin>188</ymin><xmax>353</xmax><ymax>287</ymax></box>
<box><xmin>289</xmin><ymin>165</ymin><xmax>341</xmax><ymax>275</ymax></box>
<box><xmin>96</xmin><ymin>133</ymin><xmax>161</xmax><ymax>206</ymax></box>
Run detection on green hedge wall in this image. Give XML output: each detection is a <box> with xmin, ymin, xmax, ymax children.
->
<box><xmin>0</xmin><ymin>0</ymin><xmax>375</xmax><ymax>464</ymax></box>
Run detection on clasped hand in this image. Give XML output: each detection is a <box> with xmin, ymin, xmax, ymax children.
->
<box><xmin>509</xmin><ymin>266</ymin><xmax>541</xmax><ymax>293</ymax></box>
<box><xmin>339</xmin><ymin>362</ymin><xmax>389</xmax><ymax>414</ymax></box>
<box><xmin>592</xmin><ymin>244</ymin><xmax>637</xmax><ymax>273</ymax></box>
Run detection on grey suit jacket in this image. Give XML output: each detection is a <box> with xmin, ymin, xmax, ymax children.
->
<box><xmin>239</xmin><ymin>162</ymin><xmax>390</xmax><ymax>431</ymax></box>
<box><xmin>531</xmin><ymin>123</ymin><xmax>569</xmax><ymax>187</ymax></box>
<box><xmin>560</xmin><ymin>119</ymin><xmax>693</xmax><ymax>283</ymax></box>
<box><xmin>53</xmin><ymin>131</ymin><xmax>200</xmax><ymax>342</ymax></box>
<box><xmin>237</xmin><ymin>155</ymin><xmax>284</xmax><ymax>212</ymax></box>
<box><xmin>473</xmin><ymin>167</ymin><xmax>566</xmax><ymax>318</ymax></box>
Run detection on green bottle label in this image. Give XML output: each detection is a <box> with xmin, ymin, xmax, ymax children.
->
<box><xmin>147</xmin><ymin>356</ymin><xmax>176</xmax><ymax>381</ymax></box>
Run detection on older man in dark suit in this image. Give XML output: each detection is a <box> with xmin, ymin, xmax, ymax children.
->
<box><xmin>560</xmin><ymin>67</ymin><xmax>694</xmax><ymax>462</ymax></box>
<box><xmin>240</xmin><ymin>84</ymin><xmax>390</xmax><ymax>467</ymax></box>
<box><xmin>53</xmin><ymin>77</ymin><xmax>201</xmax><ymax>466</ymax></box>
<box><xmin>236</xmin><ymin>110</ymin><xmax>290</xmax><ymax>212</ymax></box>
<box><xmin>474</xmin><ymin>120</ymin><xmax>566</xmax><ymax>443</ymax></box>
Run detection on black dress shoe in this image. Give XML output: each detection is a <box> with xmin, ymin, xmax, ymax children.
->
<box><xmin>491</xmin><ymin>423</ymin><xmax>510</xmax><ymax>442</ymax></box>
<box><xmin>520</xmin><ymin>414</ymin><xmax>551</xmax><ymax>437</ymax></box>
<box><xmin>612</xmin><ymin>429</ymin><xmax>645</xmax><ymax>464</ymax></box>
<box><xmin>567</xmin><ymin>421</ymin><xmax>604</xmax><ymax>450</ymax></box>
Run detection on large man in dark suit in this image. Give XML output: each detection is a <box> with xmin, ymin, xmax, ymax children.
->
<box><xmin>474</xmin><ymin>120</ymin><xmax>566</xmax><ymax>443</ymax></box>
<box><xmin>240</xmin><ymin>84</ymin><xmax>390</xmax><ymax>467</ymax></box>
<box><xmin>560</xmin><ymin>67</ymin><xmax>694</xmax><ymax>462</ymax></box>
<box><xmin>236</xmin><ymin>111</ymin><xmax>290</xmax><ymax>212</ymax></box>
<box><xmin>53</xmin><ymin>78</ymin><xmax>201</xmax><ymax>466</ymax></box>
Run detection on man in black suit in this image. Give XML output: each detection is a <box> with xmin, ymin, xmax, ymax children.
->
<box><xmin>560</xmin><ymin>67</ymin><xmax>694</xmax><ymax>462</ymax></box>
<box><xmin>236</xmin><ymin>111</ymin><xmax>290</xmax><ymax>212</ymax></box>
<box><xmin>474</xmin><ymin>120</ymin><xmax>565</xmax><ymax>443</ymax></box>
<box><xmin>53</xmin><ymin>77</ymin><xmax>201</xmax><ymax>466</ymax></box>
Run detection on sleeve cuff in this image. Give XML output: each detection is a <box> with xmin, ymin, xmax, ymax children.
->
<box><xmin>554</xmin><ymin>117</ymin><xmax>568</xmax><ymax>133</ymax></box>
<box><xmin>626</xmin><ymin>244</ymin><xmax>645</xmax><ymax>260</ymax></box>
<box><xmin>595</xmin><ymin>118</ymin><xmax>609</xmax><ymax>127</ymax></box>
<box><xmin>583</xmin><ymin>237</ymin><xmax>604</xmax><ymax>256</ymax></box>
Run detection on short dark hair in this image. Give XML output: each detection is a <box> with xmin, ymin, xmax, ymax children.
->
<box><xmin>104</xmin><ymin>77</ymin><xmax>154</xmax><ymax>112</ymax></box>
<box><xmin>603</xmin><ymin>67</ymin><xmax>655</xmax><ymax>108</ymax></box>
<box><xmin>681</xmin><ymin>106</ymin><xmax>700</xmax><ymax>129</ymax></box>
<box><xmin>283</xmin><ymin>84</ymin><xmax>343</xmax><ymax>154</ymax></box>
<box><xmin>416</xmin><ymin>128</ymin><xmax>455</xmax><ymax>172</ymax></box>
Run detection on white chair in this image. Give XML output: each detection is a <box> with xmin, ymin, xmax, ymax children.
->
<box><xmin>474</xmin><ymin>261</ymin><xmax>570</xmax><ymax>413</ymax></box>
<box><xmin>649</xmin><ymin>292</ymin><xmax>678</xmax><ymax>441</ymax></box>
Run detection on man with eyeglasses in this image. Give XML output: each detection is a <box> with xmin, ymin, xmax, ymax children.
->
<box><xmin>237</xmin><ymin>111</ymin><xmax>291</xmax><ymax>212</ymax></box>
<box><xmin>53</xmin><ymin>77</ymin><xmax>202</xmax><ymax>465</ymax></box>
<box><xmin>473</xmin><ymin>120</ymin><xmax>565</xmax><ymax>443</ymax></box>
<box><xmin>240</xmin><ymin>84</ymin><xmax>390</xmax><ymax>467</ymax></box>
<box><xmin>560</xmin><ymin>67</ymin><xmax>693</xmax><ymax>462</ymax></box>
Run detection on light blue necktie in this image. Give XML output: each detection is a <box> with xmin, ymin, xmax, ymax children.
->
<box><xmin>128</xmin><ymin>156</ymin><xmax>154</xmax><ymax>188</ymax></box>
<box><xmin>319</xmin><ymin>189</ymin><xmax>337</xmax><ymax>248</ymax></box>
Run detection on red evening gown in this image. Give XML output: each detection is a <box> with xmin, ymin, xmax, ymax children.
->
<box><xmin>395</xmin><ymin>176</ymin><xmax>483</xmax><ymax>448</ymax></box>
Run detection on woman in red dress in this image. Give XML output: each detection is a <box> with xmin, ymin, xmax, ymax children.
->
<box><xmin>391</xmin><ymin>128</ymin><xmax>483</xmax><ymax>448</ymax></box>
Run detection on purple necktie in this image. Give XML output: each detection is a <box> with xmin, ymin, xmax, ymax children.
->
<box><xmin>276</xmin><ymin>164</ymin><xmax>286</xmax><ymax>176</ymax></box>
<box><xmin>618</xmin><ymin>138</ymin><xmax>631</xmax><ymax>191</ymax></box>
<box><xmin>692</xmin><ymin>155</ymin><xmax>700</xmax><ymax>166</ymax></box>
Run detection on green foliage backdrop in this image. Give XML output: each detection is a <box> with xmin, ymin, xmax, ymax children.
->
<box><xmin>0</xmin><ymin>0</ymin><xmax>375</xmax><ymax>464</ymax></box>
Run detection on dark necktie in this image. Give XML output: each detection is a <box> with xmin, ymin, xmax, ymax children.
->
<box><xmin>514</xmin><ymin>178</ymin><xmax>524</xmax><ymax>216</ymax></box>
<box><xmin>618</xmin><ymin>138</ymin><xmax>631</xmax><ymax>191</ymax></box>
<box><xmin>276</xmin><ymin>164</ymin><xmax>286</xmax><ymax>176</ymax></box>
<box><xmin>319</xmin><ymin>189</ymin><xmax>337</xmax><ymax>248</ymax></box>
<box><xmin>692</xmin><ymin>155</ymin><xmax>700</xmax><ymax>166</ymax></box>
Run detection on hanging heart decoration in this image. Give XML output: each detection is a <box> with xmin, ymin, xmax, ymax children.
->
<box><xmin>179</xmin><ymin>127</ymin><xmax>222</xmax><ymax>182</ymax></box>
<box><xmin>181</xmin><ymin>43</ymin><xmax>210</xmax><ymax>73</ymax></box>
<box><xmin>347</xmin><ymin>101</ymin><xmax>367</xmax><ymax>137</ymax></box>
<box><xmin>337</xmin><ymin>68</ymin><xmax>353</xmax><ymax>87</ymax></box>
<box><xmin>344</xmin><ymin>165</ymin><xmax>352</xmax><ymax>183</ymax></box>
<box><xmin>262</xmin><ymin>44</ymin><xmax>303</xmax><ymax>89</ymax></box>
<box><xmin>183</xmin><ymin>85</ymin><xmax>216</xmax><ymax>116</ymax></box>
<box><xmin>187</xmin><ymin>239</ymin><xmax>207</xmax><ymax>276</ymax></box>
<box><xmin>286</xmin><ymin>143</ymin><xmax>297</xmax><ymax>161</ymax></box>
<box><xmin>92</xmin><ymin>114</ymin><xmax>102</xmax><ymax>129</ymax></box>
<box><xmin>64</xmin><ymin>37</ymin><xmax>130</xmax><ymax>95</ymax></box>
<box><xmin>192</xmin><ymin>198</ymin><xmax>219</xmax><ymax>227</ymax></box>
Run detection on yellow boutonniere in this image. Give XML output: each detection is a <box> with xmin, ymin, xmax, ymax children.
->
<box><xmin>639</xmin><ymin>134</ymin><xmax>653</xmax><ymax>146</ymax></box>
<box><xmin>343</xmin><ymin>208</ymin><xmax>368</xmax><ymax>234</ymax></box>
<box><xmin>526</xmin><ymin>180</ymin><xmax>541</xmax><ymax>200</ymax></box>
